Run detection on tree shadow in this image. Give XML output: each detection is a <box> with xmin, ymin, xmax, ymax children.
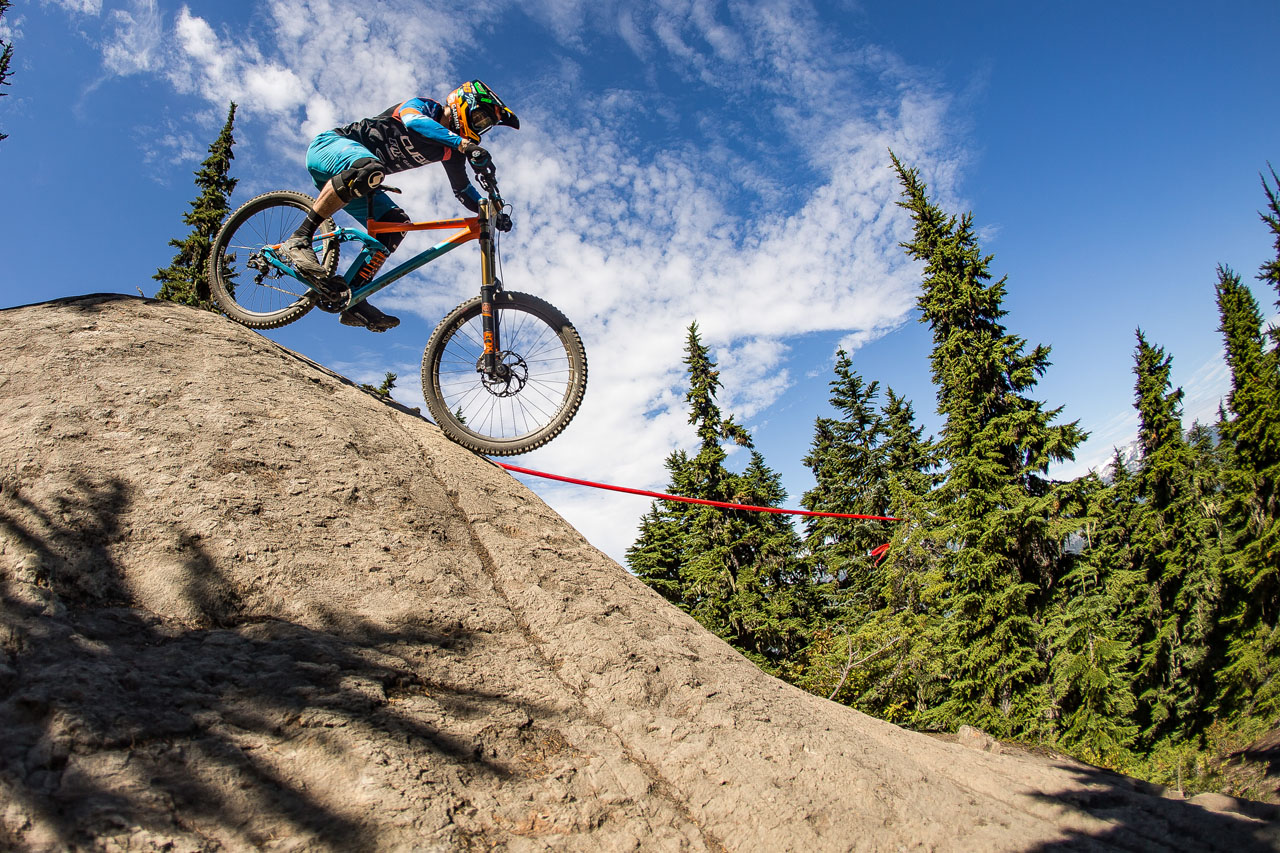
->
<box><xmin>1232</xmin><ymin>735</ymin><xmax>1280</xmax><ymax>781</ymax></box>
<box><xmin>0</xmin><ymin>472</ymin><xmax>562</xmax><ymax>850</ymax></box>
<box><xmin>1022</xmin><ymin>760</ymin><xmax>1280</xmax><ymax>852</ymax></box>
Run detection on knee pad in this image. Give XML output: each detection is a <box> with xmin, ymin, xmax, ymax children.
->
<box><xmin>329</xmin><ymin>157</ymin><xmax>385</xmax><ymax>203</ymax></box>
<box><xmin>374</xmin><ymin>207</ymin><xmax>412</xmax><ymax>253</ymax></box>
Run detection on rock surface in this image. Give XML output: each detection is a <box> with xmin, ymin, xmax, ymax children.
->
<box><xmin>0</xmin><ymin>294</ymin><xmax>1276</xmax><ymax>852</ymax></box>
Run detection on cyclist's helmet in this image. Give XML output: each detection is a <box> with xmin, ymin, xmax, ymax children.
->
<box><xmin>446</xmin><ymin>80</ymin><xmax>519</xmax><ymax>142</ymax></box>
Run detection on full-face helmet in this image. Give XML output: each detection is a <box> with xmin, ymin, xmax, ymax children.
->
<box><xmin>446</xmin><ymin>80</ymin><xmax>520</xmax><ymax>142</ymax></box>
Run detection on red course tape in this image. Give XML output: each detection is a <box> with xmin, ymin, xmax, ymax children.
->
<box><xmin>493</xmin><ymin>462</ymin><xmax>902</xmax><ymax>522</ymax></box>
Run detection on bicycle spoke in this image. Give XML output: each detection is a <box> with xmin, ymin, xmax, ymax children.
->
<box><xmin>430</xmin><ymin>303</ymin><xmax>577</xmax><ymax>442</ymax></box>
<box><xmin>210</xmin><ymin>192</ymin><xmax>333</xmax><ymax>323</ymax></box>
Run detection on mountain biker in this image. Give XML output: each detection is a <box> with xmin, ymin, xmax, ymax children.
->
<box><xmin>281</xmin><ymin>80</ymin><xmax>519</xmax><ymax>332</ymax></box>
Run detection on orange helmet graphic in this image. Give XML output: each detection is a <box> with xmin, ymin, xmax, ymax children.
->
<box><xmin>446</xmin><ymin>80</ymin><xmax>520</xmax><ymax>142</ymax></box>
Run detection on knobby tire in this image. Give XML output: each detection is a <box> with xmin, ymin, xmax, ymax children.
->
<box><xmin>422</xmin><ymin>292</ymin><xmax>587</xmax><ymax>456</ymax></box>
<box><xmin>207</xmin><ymin>190</ymin><xmax>340</xmax><ymax>329</ymax></box>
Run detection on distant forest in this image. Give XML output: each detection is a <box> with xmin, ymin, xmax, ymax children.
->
<box><xmin>628</xmin><ymin>153</ymin><xmax>1280</xmax><ymax>797</ymax></box>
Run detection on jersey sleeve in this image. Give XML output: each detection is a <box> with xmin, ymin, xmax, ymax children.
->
<box><xmin>442</xmin><ymin>156</ymin><xmax>482</xmax><ymax>213</ymax></box>
<box><xmin>392</xmin><ymin>98</ymin><xmax>466</xmax><ymax>149</ymax></box>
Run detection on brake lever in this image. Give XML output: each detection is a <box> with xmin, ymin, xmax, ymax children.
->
<box><xmin>475</xmin><ymin>169</ymin><xmax>498</xmax><ymax>195</ymax></box>
<box><xmin>381</xmin><ymin>185</ymin><xmax>403</xmax><ymax>194</ymax></box>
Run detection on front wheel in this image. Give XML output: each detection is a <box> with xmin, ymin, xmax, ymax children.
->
<box><xmin>206</xmin><ymin>190</ymin><xmax>340</xmax><ymax>329</ymax></box>
<box><xmin>422</xmin><ymin>292</ymin><xmax>587</xmax><ymax>456</ymax></box>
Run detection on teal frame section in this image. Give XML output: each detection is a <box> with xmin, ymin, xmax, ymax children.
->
<box><xmin>331</xmin><ymin>226</ymin><xmax>477</xmax><ymax>307</ymax></box>
<box><xmin>261</xmin><ymin>216</ymin><xmax>482</xmax><ymax>308</ymax></box>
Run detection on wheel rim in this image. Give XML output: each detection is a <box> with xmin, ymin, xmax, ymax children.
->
<box><xmin>217</xmin><ymin>202</ymin><xmax>314</xmax><ymax>316</ymax></box>
<box><xmin>433</xmin><ymin>305</ymin><xmax>576</xmax><ymax>443</ymax></box>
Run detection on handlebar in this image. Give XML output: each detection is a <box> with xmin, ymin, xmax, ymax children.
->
<box><xmin>471</xmin><ymin>163</ymin><xmax>504</xmax><ymax>212</ymax></box>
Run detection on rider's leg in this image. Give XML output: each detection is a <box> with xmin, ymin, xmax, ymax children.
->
<box><xmin>292</xmin><ymin>182</ymin><xmax>345</xmax><ymax>242</ymax></box>
<box><xmin>295</xmin><ymin>158</ymin><xmax>385</xmax><ymax>242</ymax></box>
<box><xmin>281</xmin><ymin>133</ymin><xmax>383</xmax><ymax>290</ymax></box>
<box><xmin>340</xmin><ymin>199</ymin><xmax>410</xmax><ymax>333</ymax></box>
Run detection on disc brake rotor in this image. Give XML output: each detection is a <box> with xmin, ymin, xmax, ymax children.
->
<box><xmin>477</xmin><ymin>351</ymin><xmax>529</xmax><ymax>398</ymax></box>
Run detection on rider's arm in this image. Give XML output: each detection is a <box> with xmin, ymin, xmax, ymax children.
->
<box><xmin>392</xmin><ymin>99</ymin><xmax>467</xmax><ymax>150</ymax></box>
<box><xmin>392</xmin><ymin>98</ymin><xmax>481</xmax><ymax>211</ymax></box>
<box><xmin>442</xmin><ymin>156</ymin><xmax>482</xmax><ymax>213</ymax></box>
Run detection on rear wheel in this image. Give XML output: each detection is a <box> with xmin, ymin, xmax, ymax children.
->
<box><xmin>206</xmin><ymin>190</ymin><xmax>340</xmax><ymax>329</ymax></box>
<box><xmin>422</xmin><ymin>292</ymin><xmax>587</xmax><ymax>456</ymax></box>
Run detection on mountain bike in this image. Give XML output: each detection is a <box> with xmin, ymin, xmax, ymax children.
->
<box><xmin>205</xmin><ymin>159</ymin><xmax>587</xmax><ymax>456</ymax></box>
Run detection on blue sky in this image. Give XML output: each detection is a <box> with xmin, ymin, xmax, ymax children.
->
<box><xmin>2</xmin><ymin>1</ymin><xmax>1278</xmax><ymax>561</ymax></box>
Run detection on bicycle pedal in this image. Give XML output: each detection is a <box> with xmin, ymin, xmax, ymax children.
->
<box><xmin>312</xmin><ymin>276</ymin><xmax>350</xmax><ymax>313</ymax></box>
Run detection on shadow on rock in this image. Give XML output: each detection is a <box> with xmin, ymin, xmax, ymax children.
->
<box><xmin>0</xmin><ymin>474</ymin><xmax>549</xmax><ymax>851</ymax></box>
<box><xmin>1023</xmin><ymin>760</ymin><xmax>1280</xmax><ymax>852</ymax></box>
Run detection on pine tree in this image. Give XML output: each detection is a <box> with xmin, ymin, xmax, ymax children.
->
<box><xmin>628</xmin><ymin>502</ymin><xmax>686</xmax><ymax>602</ymax></box>
<box><xmin>361</xmin><ymin>371</ymin><xmax>398</xmax><ymax>397</ymax></box>
<box><xmin>0</xmin><ymin>0</ymin><xmax>14</xmax><ymax>143</ymax></box>
<box><xmin>873</xmin><ymin>389</ymin><xmax>941</xmax><ymax>623</ymax></box>
<box><xmin>796</xmin><ymin>360</ymin><xmax>940</xmax><ymax>721</ymax></box>
<box><xmin>155</xmin><ymin>103</ymin><xmax>239</xmax><ymax>308</ymax></box>
<box><xmin>1047</xmin><ymin>470</ymin><xmax>1140</xmax><ymax>766</ymax></box>
<box><xmin>1129</xmin><ymin>332</ymin><xmax>1223</xmax><ymax>742</ymax></box>
<box><xmin>627</xmin><ymin>323</ymin><xmax>812</xmax><ymax>674</ymax></box>
<box><xmin>801</xmin><ymin>351</ymin><xmax>890</xmax><ymax>595</ymax></box>
<box><xmin>881</xmin><ymin>390</ymin><xmax>937</xmax><ymax>507</ymax></box>
<box><xmin>1262</xmin><ymin>165</ymin><xmax>1280</xmax><ymax>315</ymax></box>
<box><xmin>1215</xmin><ymin>170</ymin><xmax>1280</xmax><ymax>722</ymax></box>
<box><xmin>890</xmin><ymin>152</ymin><xmax>1087</xmax><ymax>739</ymax></box>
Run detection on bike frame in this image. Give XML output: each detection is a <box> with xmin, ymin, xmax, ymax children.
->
<box><xmin>272</xmin><ymin>197</ymin><xmax>506</xmax><ymax>374</ymax></box>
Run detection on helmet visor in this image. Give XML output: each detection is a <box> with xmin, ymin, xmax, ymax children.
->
<box><xmin>469</xmin><ymin>108</ymin><xmax>497</xmax><ymax>134</ymax></box>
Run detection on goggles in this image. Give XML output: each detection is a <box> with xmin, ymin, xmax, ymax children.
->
<box><xmin>469</xmin><ymin>106</ymin><xmax>497</xmax><ymax>134</ymax></box>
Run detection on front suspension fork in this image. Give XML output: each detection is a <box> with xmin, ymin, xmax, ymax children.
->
<box><xmin>480</xmin><ymin>283</ymin><xmax>501</xmax><ymax>376</ymax></box>
<box><xmin>478</xmin><ymin>202</ymin><xmax>502</xmax><ymax>377</ymax></box>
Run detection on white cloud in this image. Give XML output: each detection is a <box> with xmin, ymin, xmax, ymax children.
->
<box><xmin>44</xmin><ymin>0</ymin><xmax>103</xmax><ymax>15</ymax></box>
<box><xmin>1182</xmin><ymin>352</ymin><xmax>1231</xmax><ymax>426</ymax></box>
<box><xmin>0</xmin><ymin>8</ymin><xmax>20</xmax><ymax>40</ymax></box>
<box><xmin>101</xmin><ymin>0</ymin><xmax>163</xmax><ymax>75</ymax></box>
<box><xmin>141</xmin><ymin>129</ymin><xmax>199</xmax><ymax>167</ymax></box>
<box><xmin>243</xmin><ymin>64</ymin><xmax>307</xmax><ymax>113</ymax></box>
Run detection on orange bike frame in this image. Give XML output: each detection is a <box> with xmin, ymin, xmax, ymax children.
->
<box><xmin>315</xmin><ymin>200</ymin><xmax>503</xmax><ymax>363</ymax></box>
<box><xmin>311</xmin><ymin>208</ymin><xmax>493</xmax><ymax>307</ymax></box>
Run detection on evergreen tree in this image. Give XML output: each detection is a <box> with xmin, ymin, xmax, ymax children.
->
<box><xmin>1047</xmin><ymin>469</ymin><xmax>1140</xmax><ymax>766</ymax></box>
<box><xmin>0</xmin><ymin>0</ymin><xmax>13</xmax><ymax>143</ymax></box>
<box><xmin>873</xmin><ymin>389</ymin><xmax>941</xmax><ymax>621</ymax></box>
<box><xmin>1215</xmin><ymin>171</ymin><xmax>1280</xmax><ymax>721</ymax></box>
<box><xmin>361</xmin><ymin>371</ymin><xmax>398</xmax><ymax>397</ymax></box>
<box><xmin>155</xmin><ymin>103</ymin><xmax>239</xmax><ymax>308</ymax></box>
<box><xmin>1263</xmin><ymin>165</ymin><xmax>1280</xmax><ymax>313</ymax></box>
<box><xmin>796</xmin><ymin>361</ymin><xmax>940</xmax><ymax>721</ymax></box>
<box><xmin>801</xmin><ymin>351</ymin><xmax>890</xmax><ymax>595</ymax></box>
<box><xmin>627</xmin><ymin>323</ymin><xmax>812</xmax><ymax>673</ymax></box>
<box><xmin>890</xmin><ymin>152</ymin><xmax>1086</xmax><ymax>739</ymax></box>
<box><xmin>628</xmin><ymin>502</ymin><xmax>685</xmax><ymax>602</ymax></box>
<box><xmin>881</xmin><ymin>390</ymin><xmax>937</xmax><ymax>507</ymax></box>
<box><xmin>1129</xmin><ymin>332</ymin><xmax>1223</xmax><ymax>742</ymax></box>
